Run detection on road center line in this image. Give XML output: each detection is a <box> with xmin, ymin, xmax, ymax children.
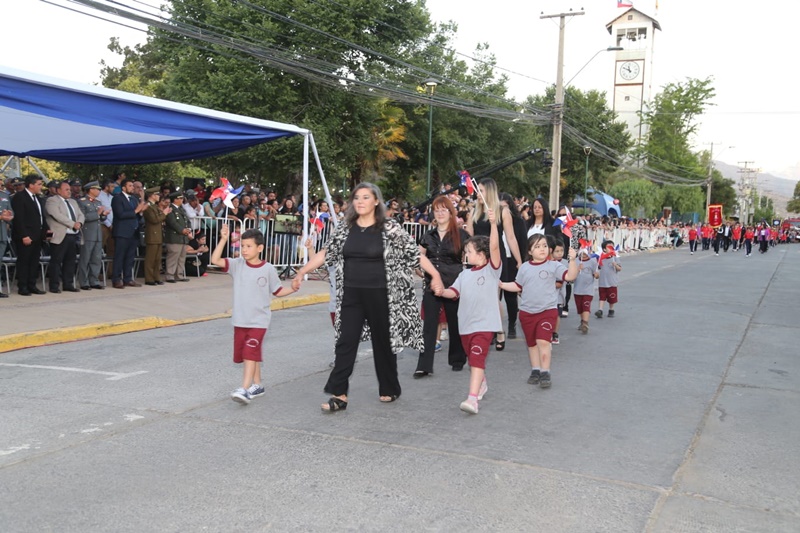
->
<box><xmin>0</xmin><ymin>363</ymin><xmax>148</xmax><ymax>380</ymax></box>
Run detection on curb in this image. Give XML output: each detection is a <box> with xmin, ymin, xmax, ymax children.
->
<box><xmin>0</xmin><ymin>293</ymin><xmax>330</xmax><ymax>354</ymax></box>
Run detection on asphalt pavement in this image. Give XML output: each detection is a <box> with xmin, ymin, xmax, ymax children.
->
<box><xmin>1</xmin><ymin>245</ymin><xmax>798</xmax><ymax>532</ymax></box>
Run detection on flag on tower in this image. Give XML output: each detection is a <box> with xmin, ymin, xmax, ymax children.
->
<box><xmin>618</xmin><ymin>0</ymin><xmax>634</xmax><ymax>7</ymax></box>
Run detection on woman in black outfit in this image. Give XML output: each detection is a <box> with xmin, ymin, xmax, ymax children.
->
<box><xmin>293</xmin><ymin>182</ymin><xmax>444</xmax><ymax>413</ymax></box>
<box><xmin>499</xmin><ymin>193</ymin><xmax>529</xmax><ymax>338</ymax></box>
<box><xmin>415</xmin><ymin>196</ymin><xmax>469</xmax><ymax>377</ymax></box>
<box><xmin>466</xmin><ymin>178</ymin><xmax>523</xmax><ymax>350</ymax></box>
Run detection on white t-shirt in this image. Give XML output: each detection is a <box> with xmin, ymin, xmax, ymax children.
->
<box><xmin>223</xmin><ymin>257</ymin><xmax>282</xmax><ymax>328</ymax></box>
<box><xmin>449</xmin><ymin>259</ymin><xmax>502</xmax><ymax>335</ymax></box>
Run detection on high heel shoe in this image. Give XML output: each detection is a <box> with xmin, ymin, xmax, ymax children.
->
<box><xmin>495</xmin><ymin>333</ymin><xmax>506</xmax><ymax>351</ymax></box>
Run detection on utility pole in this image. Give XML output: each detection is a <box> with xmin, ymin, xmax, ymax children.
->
<box><xmin>541</xmin><ymin>9</ymin><xmax>584</xmax><ymax>212</ymax></box>
<box><xmin>705</xmin><ymin>142</ymin><xmax>716</xmax><ymax>223</ymax></box>
<box><xmin>738</xmin><ymin>161</ymin><xmax>756</xmax><ymax>224</ymax></box>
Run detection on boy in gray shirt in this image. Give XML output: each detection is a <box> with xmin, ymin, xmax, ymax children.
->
<box><xmin>596</xmin><ymin>240</ymin><xmax>622</xmax><ymax>318</ymax></box>
<box><xmin>211</xmin><ymin>226</ymin><xmax>296</xmax><ymax>405</ymax></box>
<box><xmin>573</xmin><ymin>249</ymin><xmax>599</xmax><ymax>334</ymax></box>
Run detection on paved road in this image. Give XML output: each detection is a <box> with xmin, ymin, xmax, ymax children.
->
<box><xmin>1</xmin><ymin>246</ymin><xmax>798</xmax><ymax>532</ymax></box>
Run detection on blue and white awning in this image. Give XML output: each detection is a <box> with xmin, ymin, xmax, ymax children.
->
<box><xmin>0</xmin><ymin>66</ymin><xmax>307</xmax><ymax>164</ymax></box>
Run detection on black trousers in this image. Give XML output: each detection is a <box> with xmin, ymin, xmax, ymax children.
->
<box><xmin>416</xmin><ymin>290</ymin><xmax>465</xmax><ymax>373</ymax></box>
<box><xmin>112</xmin><ymin>235</ymin><xmax>137</xmax><ymax>283</ymax></box>
<box><xmin>325</xmin><ymin>286</ymin><xmax>400</xmax><ymax>398</ymax></box>
<box><xmin>14</xmin><ymin>238</ymin><xmax>42</xmax><ymax>292</ymax></box>
<box><xmin>689</xmin><ymin>239</ymin><xmax>697</xmax><ymax>252</ymax></box>
<box><xmin>745</xmin><ymin>239</ymin><xmax>752</xmax><ymax>255</ymax></box>
<box><xmin>49</xmin><ymin>234</ymin><xmax>78</xmax><ymax>290</ymax></box>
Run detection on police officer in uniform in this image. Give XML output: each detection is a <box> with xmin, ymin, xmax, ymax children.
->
<box><xmin>76</xmin><ymin>181</ymin><xmax>110</xmax><ymax>290</ymax></box>
<box><xmin>164</xmin><ymin>191</ymin><xmax>192</xmax><ymax>282</ymax></box>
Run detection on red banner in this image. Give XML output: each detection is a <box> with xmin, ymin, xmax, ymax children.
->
<box><xmin>708</xmin><ymin>204</ymin><xmax>723</xmax><ymax>228</ymax></box>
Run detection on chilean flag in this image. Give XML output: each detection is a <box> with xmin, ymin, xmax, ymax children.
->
<box><xmin>553</xmin><ymin>207</ymin><xmax>578</xmax><ymax>239</ymax></box>
<box><xmin>458</xmin><ymin>170</ymin><xmax>474</xmax><ymax>195</ymax></box>
<box><xmin>209</xmin><ymin>177</ymin><xmax>244</xmax><ymax>210</ymax></box>
<box><xmin>618</xmin><ymin>0</ymin><xmax>633</xmax><ymax>7</ymax></box>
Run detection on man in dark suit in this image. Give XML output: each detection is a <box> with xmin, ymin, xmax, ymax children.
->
<box><xmin>10</xmin><ymin>174</ymin><xmax>48</xmax><ymax>295</ymax></box>
<box><xmin>111</xmin><ymin>178</ymin><xmax>147</xmax><ymax>288</ymax></box>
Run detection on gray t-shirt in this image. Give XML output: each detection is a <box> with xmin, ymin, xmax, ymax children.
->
<box><xmin>515</xmin><ymin>260</ymin><xmax>568</xmax><ymax>314</ymax></box>
<box><xmin>224</xmin><ymin>257</ymin><xmax>282</xmax><ymax>328</ymax></box>
<box><xmin>598</xmin><ymin>256</ymin><xmax>620</xmax><ymax>288</ymax></box>
<box><xmin>573</xmin><ymin>257</ymin><xmax>598</xmax><ymax>296</ymax></box>
<box><xmin>450</xmin><ymin>259</ymin><xmax>503</xmax><ymax>335</ymax></box>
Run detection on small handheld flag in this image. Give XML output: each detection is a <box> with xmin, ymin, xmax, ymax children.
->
<box><xmin>553</xmin><ymin>206</ymin><xmax>578</xmax><ymax>238</ymax></box>
<box><xmin>458</xmin><ymin>170</ymin><xmax>474</xmax><ymax>195</ymax></box>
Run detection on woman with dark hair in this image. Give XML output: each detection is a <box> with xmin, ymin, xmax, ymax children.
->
<box><xmin>414</xmin><ymin>195</ymin><xmax>470</xmax><ymax>377</ymax></box>
<box><xmin>525</xmin><ymin>197</ymin><xmax>560</xmax><ymax>242</ymax></box>
<box><xmin>466</xmin><ymin>178</ymin><xmax>523</xmax><ymax>351</ymax></box>
<box><xmin>293</xmin><ymin>182</ymin><xmax>444</xmax><ymax>413</ymax></box>
<box><xmin>499</xmin><ymin>192</ymin><xmax>529</xmax><ymax>338</ymax></box>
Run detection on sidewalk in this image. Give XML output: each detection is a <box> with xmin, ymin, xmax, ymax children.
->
<box><xmin>0</xmin><ymin>269</ymin><xmax>331</xmax><ymax>353</ymax></box>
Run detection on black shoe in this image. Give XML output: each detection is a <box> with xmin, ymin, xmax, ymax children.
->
<box><xmin>30</xmin><ymin>288</ymin><xmax>46</xmax><ymax>295</ymax></box>
<box><xmin>155</xmin><ymin>281</ymin><xmax>165</xmax><ymax>285</ymax></box>
<box><xmin>49</xmin><ymin>288</ymin><xmax>62</xmax><ymax>294</ymax></box>
<box><xmin>91</xmin><ymin>285</ymin><xmax>104</xmax><ymax>290</ymax></box>
<box><xmin>18</xmin><ymin>289</ymin><xmax>31</xmax><ymax>296</ymax></box>
<box><xmin>607</xmin><ymin>310</ymin><xmax>615</xmax><ymax>318</ymax></box>
<box><xmin>64</xmin><ymin>287</ymin><xmax>80</xmax><ymax>293</ymax></box>
<box><xmin>165</xmin><ymin>279</ymin><xmax>176</xmax><ymax>283</ymax></box>
<box><xmin>595</xmin><ymin>310</ymin><xmax>603</xmax><ymax>319</ymax></box>
<box><xmin>527</xmin><ymin>369</ymin><xmax>541</xmax><ymax>385</ymax></box>
<box><xmin>413</xmin><ymin>370</ymin><xmax>430</xmax><ymax>379</ymax></box>
<box><xmin>176</xmin><ymin>278</ymin><xmax>190</xmax><ymax>282</ymax></box>
<box><xmin>80</xmin><ymin>286</ymin><xmax>92</xmax><ymax>291</ymax></box>
<box><xmin>539</xmin><ymin>372</ymin><xmax>552</xmax><ymax>389</ymax></box>
<box><xmin>0</xmin><ymin>292</ymin><xmax>8</xmax><ymax>298</ymax></box>
<box><xmin>451</xmin><ymin>364</ymin><xmax>464</xmax><ymax>371</ymax></box>
<box><xmin>145</xmin><ymin>282</ymin><xmax>158</xmax><ymax>286</ymax></box>
<box><xmin>507</xmin><ymin>324</ymin><xmax>517</xmax><ymax>339</ymax></box>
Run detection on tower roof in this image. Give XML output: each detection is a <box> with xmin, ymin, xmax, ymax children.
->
<box><xmin>606</xmin><ymin>7</ymin><xmax>661</xmax><ymax>33</ymax></box>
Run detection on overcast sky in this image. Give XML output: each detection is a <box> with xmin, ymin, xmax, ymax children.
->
<box><xmin>2</xmin><ymin>0</ymin><xmax>798</xmax><ymax>179</ymax></box>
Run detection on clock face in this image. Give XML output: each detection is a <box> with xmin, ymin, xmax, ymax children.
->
<box><xmin>619</xmin><ymin>61</ymin><xmax>641</xmax><ymax>81</ymax></box>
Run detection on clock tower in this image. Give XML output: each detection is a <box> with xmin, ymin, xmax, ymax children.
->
<box><xmin>606</xmin><ymin>8</ymin><xmax>661</xmax><ymax>149</ymax></box>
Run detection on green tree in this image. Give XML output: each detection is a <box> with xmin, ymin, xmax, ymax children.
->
<box><xmin>525</xmin><ymin>86</ymin><xmax>631</xmax><ymax>205</ymax></box>
<box><xmin>786</xmin><ymin>181</ymin><xmax>800</xmax><ymax>213</ymax></box>
<box><xmin>608</xmin><ymin>177</ymin><xmax>663</xmax><ymax>218</ymax></box>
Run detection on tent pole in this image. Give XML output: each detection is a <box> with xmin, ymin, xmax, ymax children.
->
<box><xmin>301</xmin><ymin>134</ymin><xmax>310</xmax><ymax>270</ymax></box>
<box><xmin>310</xmin><ymin>134</ymin><xmax>337</xmax><ymax>228</ymax></box>
<box><xmin>25</xmin><ymin>157</ymin><xmax>47</xmax><ymax>180</ymax></box>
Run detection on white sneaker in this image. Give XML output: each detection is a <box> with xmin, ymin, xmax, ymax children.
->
<box><xmin>460</xmin><ymin>397</ymin><xmax>479</xmax><ymax>414</ymax></box>
<box><xmin>439</xmin><ymin>329</ymin><xmax>448</xmax><ymax>341</ymax></box>
<box><xmin>231</xmin><ymin>388</ymin><xmax>251</xmax><ymax>405</ymax></box>
<box><xmin>247</xmin><ymin>384</ymin><xmax>265</xmax><ymax>398</ymax></box>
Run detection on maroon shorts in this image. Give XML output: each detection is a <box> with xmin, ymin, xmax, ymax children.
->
<box><xmin>573</xmin><ymin>294</ymin><xmax>593</xmax><ymax>313</ymax></box>
<box><xmin>519</xmin><ymin>309</ymin><xmax>558</xmax><ymax>346</ymax></box>
<box><xmin>460</xmin><ymin>331</ymin><xmax>494</xmax><ymax>370</ymax></box>
<box><xmin>598</xmin><ymin>286</ymin><xmax>618</xmax><ymax>304</ymax></box>
<box><xmin>233</xmin><ymin>327</ymin><xmax>266</xmax><ymax>363</ymax></box>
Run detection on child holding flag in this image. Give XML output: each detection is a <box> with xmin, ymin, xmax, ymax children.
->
<box><xmin>500</xmin><ymin>234</ymin><xmax>578</xmax><ymax>389</ymax></box>
<box><xmin>436</xmin><ymin>208</ymin><xmax>502</xmax><ymax>414</ymax></box>
<box><xmin>211</xmin><ymin>225</ymin><xmax>297</xmax><ymax>405</ymax></box>
<box><xmin>595</xmin><ymin>240</ymin><xmax>622</xmax><ymax>319</ymax></box>
<box><xmin>573</xmin><ymin>240</ymin><xmax>599</xmax><ymax>334</ymax></box>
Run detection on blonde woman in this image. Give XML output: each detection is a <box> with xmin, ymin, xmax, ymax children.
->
<box><xmin>466</xmin><ymin>178</ymin><xmax>523</xmax><ymax>350</ymax></box>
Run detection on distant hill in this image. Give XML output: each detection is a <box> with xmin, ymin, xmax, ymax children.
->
<box><xmin>715</xmin><ymin>161</ymin><xmax>798</xmax><ymax>216</ymax></box>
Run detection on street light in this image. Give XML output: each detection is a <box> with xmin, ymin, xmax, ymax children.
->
<box><xmin>549</xmin><ymin>46</ymin><xmax>622</xmax><ymax>212</ymax></box>
<box><xmin>423</xmin><ymin>78</ymin><xmax>438</xmax><ymax>196</ymax></box>
<box><xmin>566</xmin><ymin>46</ymin><xmax>624</xmax><ymax>87</ymax></box>
<box><xmin>583</xmin><ymin>145</ymin><xmax>592</xmax><ymax>216</ymax></box>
